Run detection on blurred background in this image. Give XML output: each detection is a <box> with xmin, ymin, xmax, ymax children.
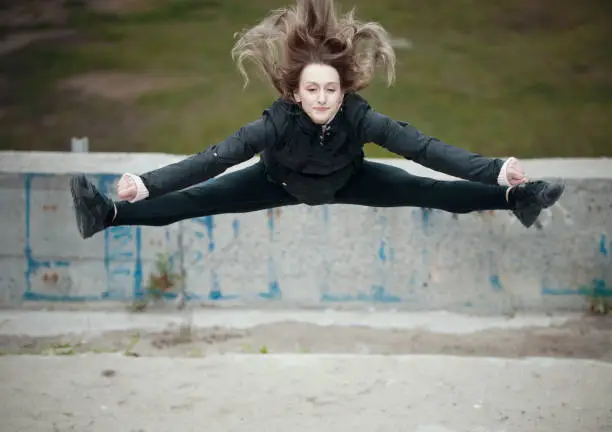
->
<box><xmin>0</xmin><ymin>0</ymin><xmax>610</xmax><ymax>158</ymax></box>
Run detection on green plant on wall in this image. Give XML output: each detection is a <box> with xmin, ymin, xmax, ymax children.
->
<box><xmin>583</xmin><ymin>279</ymin><xmax>611</xmax><ymax>315</ymax></box>
<box><xmin>146</xmin><ymin>252</ymin><xmax>184</xmax><ymax>300</ymax></box>
<box><xmin>587</xmin><ymin>294</ymin><xmax>611</xmax><ymax>316</ymax></box>
<box><xmin>589</xmin><ymin>298</ymin><xmax>610</xmax><ymax>315</ymax></box>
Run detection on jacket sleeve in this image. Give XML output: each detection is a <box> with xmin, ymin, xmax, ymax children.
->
<box><xmin>359</xmin><ymin>109</ymin><xmax>505</xmax><ymax>184</ymax></box>
<box><xmin>138</xmin><ymin>116</ymin><xmax>278</xmax><ymax>199</ymax></box>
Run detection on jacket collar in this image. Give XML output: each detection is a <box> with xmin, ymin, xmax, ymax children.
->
<box><xmin>272</xmin><ymin>91</ymin><xmax>366</xmax><ymax>134</ymax></box>
<box><xmin>291</xmin><ymin>101</ymin><xmax>345</xmax><ymax>134</ymax></box>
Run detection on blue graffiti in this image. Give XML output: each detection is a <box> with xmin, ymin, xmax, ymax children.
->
<box><xmin>261</xmin><ymin>209</ymin><xmax>281</xmax><ymax>299</ymax></box>
<box><xmin>23</xmin><ymin>173</ymin><xmax>75</xmax><ymax>300</ymax></box>
<box><xmin>232</xmin><ymin>218</ymin><xmax>240</xmax><ymax>238</ymax></box>
<box><xmin>321</xmin><ymin>286</ymin><xmax>401</xmax><ymax>303</ymax></box>
<box><xmin>489</xmin><ymin>275</ymin><xmax>503</xmax><ymax>291</ymax></box>
<box><xmin>208</xmin><ymin>271</ymin><xmax>222</xmax><ymax>300</ymax></box>
<box><xmin>204</xmin><ymin>216</ymin><xmax>214</xmax><ymax>252</ymax></box>
<box><xmin>600</xmin><ymin>234</ymin><xmax>608</xmax><ymax>257</ymax></box>
<box><xmin>317</xmin><ymin>205</ymin><xmax>332</xmax><ymax>298</ymax></box>
<box><xmin>375</xmin><ymin>213</ymin><xmax>395</xmax><ymax>298</ymax></box>
<box><xmin>99</xmin><ymin>175</ymin><xmax>143</xmax><ymax>299</ymax></box>
<box><xmin>321</xmin><ymin>211</ymin><xmax>399</xmax><ymax>303</ymax></box>
<box><xmin>487</xmin><ymin>250</ymin><xmax>503</xmax><ymax>291</ymax></box>
<box><xmin>189</xmin><ymin>216</ymin><xmax>240</xmax><ymax>300</ymax></box>
<box><xmin>104</xmin><ymin>225</ymin><xmax>143</xmax><ymax>299</ymax></box>
<box><xmin>421</xmin><ymin>208</ymin><xmax>431</xmax><ymax>229</ymax></box>
<box><xmin>191</xmin><ymin>216</ymin><xmax>225</xmax><ymax>300</ymax></box>
<box><xmin>153</xmin><ymin>291</ymin><xmax>204</xmax><ymax>301</ymax></box>
<box><xmin>378</xmin><ymin>239</ymin><xmax>387</xmax><ymax>262</ymax></box>
<box><xmin>542</xmin><ymin>279</ymin><xmax>612</xmax><ymax>297</ymax></box>
<box><xmin>189</xmin><ymin>216</ymin><xmax>215</xmax><ymax>250</ymax></box>
<box><xmin>23</xmin><ymin>293</ymin><xmax>103</xmax><ymax>302</ymax></box>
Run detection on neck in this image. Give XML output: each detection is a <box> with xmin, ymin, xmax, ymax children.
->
<box><xmin>323</xmin><ymin>105</ymin><xmax>341</xmax><ymax>126</ymax></box>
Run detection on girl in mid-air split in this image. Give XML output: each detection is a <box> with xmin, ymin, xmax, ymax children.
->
<box><xmin>70</xmin><ymin>0</ymin><xmax>564</xmax><ymax>239</ymax></box>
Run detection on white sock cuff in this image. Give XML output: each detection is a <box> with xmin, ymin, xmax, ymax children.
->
<box><xmin>497</xmin><ymin>157</ymin><xmax>518</xmax><ymax>186</ymax></box>
<box><xmin>124</xmin><ymin>173</ymin><xmax>150</xmax><ymax>202</ymax></box>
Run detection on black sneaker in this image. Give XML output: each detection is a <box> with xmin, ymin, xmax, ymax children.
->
<box><xmin>510</xmin><ymin>180</ymin><xmax>565</xmax><ymax>228</ymax></box>
<box><xmin>70</xmin><ymin>175</ymin><xmax>114</xmax><ymax>239</ymax></box>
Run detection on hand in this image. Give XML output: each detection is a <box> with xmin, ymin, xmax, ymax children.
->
<box><xmin>506</xmin><ymin>158</ymin><xmax>527</xmax><ymax>185</ymax></box>
<box><xmin>117</xmin><ymin>174</ymin><xmax>137</xmax><ymax>201</ymax></box>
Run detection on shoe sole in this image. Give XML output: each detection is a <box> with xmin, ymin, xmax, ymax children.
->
<box><xmin>70</xmin><ymin>175</ymin><xmax>97</xmax><ymax>239</ymax></box>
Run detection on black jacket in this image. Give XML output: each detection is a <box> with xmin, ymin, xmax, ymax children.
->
<box><xmin>138</xmin><ymin>92</ymin><xmax>504</xmax><ymax>205</ymax></box>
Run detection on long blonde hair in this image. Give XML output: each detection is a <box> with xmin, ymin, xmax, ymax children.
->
<box><xmin>231</xmin><ymin>0</ymin><xmax>396</xmax><ymax>98</ymax></box>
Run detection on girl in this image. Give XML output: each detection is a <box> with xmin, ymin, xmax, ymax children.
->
<box><xmin>70</xmin><ymin>0</ymin><xmax>564</xmax><ymax>239</ymax></box>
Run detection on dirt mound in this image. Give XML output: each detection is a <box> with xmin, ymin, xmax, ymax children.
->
<box><xmin>0</xmin><ymin>0</ymin><xmax>169</xmax><ymax>29</ymax></box>
<box><xmin>2</xmin><ymin>317</ymin><xmax>611</xmax><ymax>362</ymax></box>
<box><xmin>86</xmin><ymin>0</ymin><xmax>166</xmax><ymax>15</ymax></box>
<box><xmin>0</xmin><ymin>0</ymin><xmax>68</xmax><ymax>28</ymax></box>
<box><xmin>58</xmin><ymin>71</ymin><xmax>205</xmax><ymax>103</ymax></box>
<box><xmin>0</xmin><ymin>30</ymin><xmax>76</xmax><ymax>56</ymax></box>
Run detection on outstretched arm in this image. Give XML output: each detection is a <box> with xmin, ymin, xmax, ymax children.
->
<box><xmin>121</xmin><ymin>116</ymin><xmax>279</xmax><ymax>201</ymax></box>
<box><xmin>360</xmin><ymin>109</ymin><xmax>516</xmax><ymax>185</ymax></box>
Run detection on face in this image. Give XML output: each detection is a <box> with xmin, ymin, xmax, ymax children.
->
<box><xmin>293</xmin><ymin>63</ymin><xmax>344</xmax><ymax>125</ymax></box>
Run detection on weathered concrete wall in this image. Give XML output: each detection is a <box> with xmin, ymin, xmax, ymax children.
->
<box><xmin>0</xmin><ymin>151</ymin><xmax>610</xmax><ymax>314</ymax></box>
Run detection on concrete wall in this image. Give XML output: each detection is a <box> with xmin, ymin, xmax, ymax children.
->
<box><xmin>1</xmin><ymin>151</ymin><xmax>611</xmax><ymax>314</ymax></box>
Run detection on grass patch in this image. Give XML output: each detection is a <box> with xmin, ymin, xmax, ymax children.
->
<box><xmin>123</xmin><ymin>333</ymin><xmax>142</xmax><ymax>357</ymax></box>
<box><xmin>1</xmin><ymin>0</ymin><xmax>611</xmax><ymax>157</ymax></box>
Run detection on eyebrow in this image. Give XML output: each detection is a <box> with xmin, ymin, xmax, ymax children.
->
<box><xmin>304</xmin><ymin>81</ymin><xmax>340</xmax><ymax>86</ymax></box>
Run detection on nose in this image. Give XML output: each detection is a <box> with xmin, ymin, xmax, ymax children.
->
<box><xmin>317</xmin><ymin>90</ymin><xmax>327</xmax><ymax>104</ymax></box>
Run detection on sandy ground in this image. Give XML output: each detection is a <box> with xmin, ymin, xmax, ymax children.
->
<box><xmin>0</xmin><ymin>309</ymin><xmax>611</xmax><ymax>431</ymax></box>
<box><xmin>1</xmin><ymin>353</ymin><xmax>610</xmax><ymax>432</ymax></box>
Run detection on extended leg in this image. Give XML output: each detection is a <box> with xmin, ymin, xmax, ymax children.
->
<box><xmin>335</xmin><ymin>160</ymin><xmax>510</xmax><ymax>212</ymax></box>
<box><xmin>334</xmin><ymin>160</ymin><xmax>564</xmax><ymax>227</ymax></box>
<box><xmin>70</xmin><ymin>162</ymin><xmax>298</xmax><ymax>238</ymax></box>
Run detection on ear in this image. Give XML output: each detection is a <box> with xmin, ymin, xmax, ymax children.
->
<box><xmin>293</xmin><ymin>91</ymin><xmax>301</xmax><ymax>103</ymax></box>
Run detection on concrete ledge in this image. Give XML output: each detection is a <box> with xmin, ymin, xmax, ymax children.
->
<box><xmin>1</xmin><ymin>150</ymin><xmax>611</xmax><ymax>179</ymax></box>
<box><xmin>0</xmin><ymin>151</ymin><xmax>610</xmax><ymax>313</ymax></box>
<box><xmin>0</xmin><ymin>309</ymin><xmax>581</xmax><ymax>337</ymax></box>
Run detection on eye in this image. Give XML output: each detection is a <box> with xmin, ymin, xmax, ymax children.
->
<box><xmin>326</xmin><ymin>88</ymin><xmax>337</xmax><ymax>93</ymax></box>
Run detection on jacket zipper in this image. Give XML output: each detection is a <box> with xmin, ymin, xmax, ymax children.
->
<box><xmin>319</xmin><ymin>125</ymin><xmax>327</xmax><ymax>146</ymax></box>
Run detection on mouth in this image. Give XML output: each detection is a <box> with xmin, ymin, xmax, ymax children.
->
<box><xmin>313</xmin><ymin>107</ymin><xmax>329</xmax><ymax>113</ymax></box>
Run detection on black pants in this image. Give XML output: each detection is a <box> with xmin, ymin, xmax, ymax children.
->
<box><xmin>112</xmin><ymin>160</ymin><xmax>510</xmax><ymax>226</ymax></box>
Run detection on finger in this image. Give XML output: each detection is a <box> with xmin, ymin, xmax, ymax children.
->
<box><xmin>510</xmin><ymin>175</ymin><xmax>527</xmax><ymax>184</ymax></box>
<box><xmin>509</xmin><ymin>168</ymin><xmax>523</xmax><ymax>178</ymax></box>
